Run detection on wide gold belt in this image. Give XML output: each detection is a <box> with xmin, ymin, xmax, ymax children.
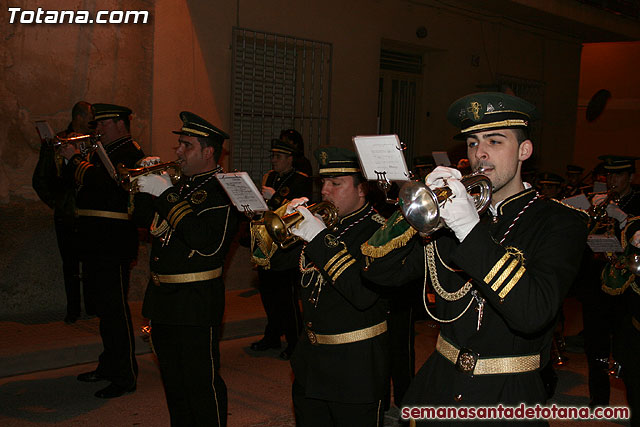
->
<box><xmin>151</xmin><ymin>268</ymin><xmax>222</xmax><ymax>286</ymax></box>
<box><xmin>436</xmin><ymin>334</ymin><xmax>540</xmax><ymax>375</ymax></box>
<box><xmin>77</xmin><ymin>209</ymin><xmax>129</xmax><ymax>220</ymax></box>
<box><xmin>306</xmin><ymin>320</ymin><xmax>387</xmax><ymax>345</ymax></box>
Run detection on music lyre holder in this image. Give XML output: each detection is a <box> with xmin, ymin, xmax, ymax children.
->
<box><xmin>241</xmin><ymin>204</ymin><xmax>255</xmax><ymax>220</ymax></box>
<box><xmin>375</xmin><ymin>170</ymin><xmax>398</xmax><ymax>205</ymax></box>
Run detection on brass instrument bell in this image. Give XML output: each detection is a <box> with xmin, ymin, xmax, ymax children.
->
<box><xmin>398</xmin><ymin>170</ymin><xmax>492</xmax><ymax>235</ymax></box>
<box><xmin>262</xmin><ymin>201</ymin><xmax>339</xmax><ymax>248</ymax></box>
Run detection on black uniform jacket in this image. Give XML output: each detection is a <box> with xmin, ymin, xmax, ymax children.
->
<box><xmin>617</xmin><ymin>189</ymin><xmax>640</xmax><ymax>221</ymax></box>
<box><xmin>139</xmin><ymin>167</ymin><xmax>238</xmax><ymax>327</ymax></box>
<box><xmin>64</xmin><ymin>136</ymin><xmax>144</xmax><ymax>261</ymax></box>
<box><xmin>262</xmin><ymin>168</ymin><xmax>312</xmax><ymax>271</ymax></box>
<box><xmin>626</xmin><ymin>218</ymin><xmax>640</xmax><ymax>325</ymax></box>
<box><xmin>364</xmin><ymin>188</ymin><xmax>588</xmax><ymax>408</ymax></box>
<box><xmin>291</xmin><ymin>203</ymin><xmax>390</xmax><ymax>404</ymax></box>
<box><xmin>264</xmin><ymin>168</ymin><xmax>312</xmax><ymax>211</ymax></box>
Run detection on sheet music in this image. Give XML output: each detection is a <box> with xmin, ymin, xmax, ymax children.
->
<box><xmin>432</xmin><ymin>151</ymin><xmax>451</xmax><ymax>167</ymax></box>
<box><xmin>35</xmin><ymin>120</ymin><xmax>55</xmax><ymax>141</ymax></box>
<box><xmin>352</xmin><ymin>134</ymin><xmax>409</xmax><ymax>181</ymax></box>
<box><xmin>587</xmin><ymin>234</ymin><xmax>623</xmax><ymax>253</ymax></box>
<box><xmin>94</xmin><ymin>141</ymin><xmax>118</xmax><ymax>181</ymax></box>
<box><xmin>216</xmin><ymin>172</ymin><xmax>269</xmax><ymax>213</ymax></box>
<box><xmin>561</xmin><ymin>193</ymin><xmax>590</xmax><ymax>211</ymax></box>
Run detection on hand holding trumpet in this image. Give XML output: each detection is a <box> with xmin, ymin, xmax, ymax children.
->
<box><xmin>425</xmin><ymin>166</ymin><xmax>480</xmax><ymax>242</ymax></box>
<box><xmin>137</xmin><ymin>173</ymin><xmax>173</xmax><ymax>197</ymax></box>
<box><xmin>290</xmin><ymin>205</ymin><xmax>327</xmax><ymax>242</ymax></box>
<box><xmin>284</xmin><ymin>197</ymin><xmax>327</xmax><ymax>242</ymax></box>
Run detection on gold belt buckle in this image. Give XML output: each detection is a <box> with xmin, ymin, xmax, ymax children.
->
<box><xmin>151</xmin><ymin>273</ymin><xmax>160</xmax><ymax>286</ymax></box>
<box><xmin>306</xmin><ymin>328</ymin><xmax>318</xmax><ymax>345</ymax></box>
<box><xmin>456</xmin><ymin>348</ymin><xmax>479</xmax><ymax>375</ymax></box>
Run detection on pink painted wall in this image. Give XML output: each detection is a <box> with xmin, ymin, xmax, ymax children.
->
<box><xmin>574</xmin><ymin>42</ymin><xmax>640</xmax><ymax>183</ymax></box>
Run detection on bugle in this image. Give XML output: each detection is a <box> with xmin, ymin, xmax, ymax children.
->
<box><xmin>587</xmin><ymin>190</ymin><xmax>618</xmax><ymax>233</ymax></box>
<box><xmin>261</xmin><ymin>201</ymin><xmax>339</xmax><ymax>248</ymax></box>
<box><xmin>398</xmin><ymin>169</ymin><xmax>492</xmax><ymax>235</ymax></box>
<box><xmin>53</xmin><ymin>133</ymin><xmax>101</xmax><ymax>157</ymax></box>
<box><xmin>118</xmin><ymin>160</ymin><xmax>183</xmax><ymax>193</ymax></box>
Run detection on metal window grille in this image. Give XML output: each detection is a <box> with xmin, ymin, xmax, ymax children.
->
<box><xmin>231</xmin><ymin>27</ymin><xmax>332</xmax><ymax>183</ymax></box>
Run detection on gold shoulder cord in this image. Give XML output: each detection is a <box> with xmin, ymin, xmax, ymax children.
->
<box><xmin>423</xmin><ymin>242</ymin><xmax>474</xmax><ymax>323</ymax></box>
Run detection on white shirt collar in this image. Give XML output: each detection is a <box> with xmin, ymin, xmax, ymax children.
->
<box><xmin>489</xmin><ymin>182</ymin><xmax>532</xmax><ymax>216</ymax></box>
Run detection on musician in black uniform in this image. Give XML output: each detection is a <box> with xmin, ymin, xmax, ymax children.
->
<box><xmin>280</xmin><ymin>128</ymin><xmax>313</xmax><ymax>177</ymax></box>
<box><xmin>562</xmin><ymin>164</ymin><xmax>585</xmax><ymax>198</ymax></box>
<box><xmin>620</xmin><ymin>217</ymin><xmax>640</xmax><ymax>426</ymax></box>
<box><xmin>134</xmin><ymin>112</ymin><xmax>237</xmax><ymax>426</ymax></box>
<box><xmin>286</xmin><ymin>147</ymin><xmax>389</xmax><ymax>426</ymax></box>
<box><xmin>536</xmin><ymin>172</ymin><xmax>564</xmax><ymax>200</ymax></box>
<box><xmin>362</xmin><ymin>92</ymin><xmax>588</xmax><ymax>425</ymax></box>
<box><xmin>59</xmin><ymin>103</ymin><xmax>144</xmax><ymax>398</ymax></box>
<box><xmin>32</xmin><ymin>101</ymin><xmax>93</xmax><ymax>323</ymax></box>
<box><xmin>250</xmin><ymin>139</ymin><xmax>311</xmax><ymax>360</ymax></box>
<box><xmin>582</xmin><ymin>155</ymin><xmax>640</xmax><ymax>408</ymax></box>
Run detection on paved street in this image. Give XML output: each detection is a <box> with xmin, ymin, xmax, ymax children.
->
<box><xmin>0</xmin><ymin>293</ymin><xmax>631</xmax><ymax>426</ymax></box>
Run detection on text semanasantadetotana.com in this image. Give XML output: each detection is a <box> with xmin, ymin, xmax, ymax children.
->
<box><xmin>401</xmin><ymin>403</ymin><xmax>630</xmax><ymax>421</ymax></box>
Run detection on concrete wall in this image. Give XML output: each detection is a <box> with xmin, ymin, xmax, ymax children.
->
<box><xmin>574</xmin><ymin>41</ymin><xmax>640</xmax><ymax>183</ymax></box>
<box><xmin>0</xmin><ymin>0</ymin><xmax>154</xmax><ymax>317</ymax></box>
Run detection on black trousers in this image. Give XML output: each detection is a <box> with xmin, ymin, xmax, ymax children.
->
<box><xmin>84</xmin><ymin>259</ymin><xmax>137</xmax><ymax>388</ymax></box>
<box><xmin>292</xmin><ymin>380</ymin><xmax>383</xmax><ymax>427</ymax></box>
<box><xmin>619</xmin><ymin>320</ymin><xmax>640</xmax><ymax>427</ymax></box>
<box><xmin>151</xmin><ymin>323</ymin><xmax>227</xmax><ymax>427</ymax></box>
<box><xmin>257</xmin><ymin>268</ymin><xmax>302</xmax><ymax>347</ymax></box>
<box><xmin>54</xmin><ymin>220</ymin><xmax>82</xmax><ymax>316</ymax></box>
<box><xmin>386</xmin><ymin>294</ymin><xmax>415</xmax><ymax>408</ymax></box>
<box><xmin>582</xmin><ymin>288</ymin><xmax>625</xmax><ymax>405</ymax></box>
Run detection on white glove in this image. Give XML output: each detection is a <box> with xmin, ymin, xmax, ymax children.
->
<box><xmin>591</xmin><ymin>193</ymin><xmax>607</xmax><ymax>207</ymax></box>
<box><xmin>605</xmin><ymin>203</ymin><xmax>628</xmax><ymax>226</ymax></box>
<box><xmin>425</xmin><ymin>166</ymin><xmax>463</xmax><ymax>187</ymax></box>
<box><xmin>631</xmin><ymin>231</ymin><xmax>640</xmax><ymax>248</ymax></box>
<box><xmin>427</xmin><ymin>172</ymin><xmax>479</xmax><ymax>242</ymax></box>
<box><xmin>139</xmin><ymin>156</ymin><xmax>161</xmax><ymax>167</ymax></box>
<box><xmin>262</xmin><ymin>186</ymin><xmax>276</xmax><ymax>200</ymax></box>
<box><xmin>290</xmin><ymin>206</ymin><xmax>326</xmax><ymax>242</ymax></box>
<box><xmin>286</xmin><ymin>197</ymin><xmax>309</xmax><ymax>215</ymax></box>
<box><xmin>137</xmin><ymin>173</ymin><xmax>173</xmax><ymax>197</ymax></box>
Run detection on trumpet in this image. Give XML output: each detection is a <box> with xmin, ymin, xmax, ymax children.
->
<box><xmin>117</xmin><ymin>160</ymin><xmax>183</xmax><ymax>193</ymax></box>
<box><xmin>587</xmin><ymin>190</ymin><xmax>618</xmax><ymax>233</ymax></box>
<box><xmin>53</xmin><ymin>133</ymin><xmax>101</xmax><ymax>157</ymax></box>
<box><xmin>260</xmin><ymin>201</ymin><xmax>339</xmax><ymax>248</ymax></box>
<box><xmin>398</xmin><ymin>169</ymin><xmax>492</xmax><ymax>235</ymax></box>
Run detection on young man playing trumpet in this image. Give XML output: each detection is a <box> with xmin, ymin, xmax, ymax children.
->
<box><xmin>133</xmin><ymin>112</ymin><xmax>237</xmax><ymax>426</ymax></box>
<box><xmin>363</xmin><ymin>92</ymin><xmax>588</xmax><ymax>425</ymax></box>
<box><xmin>284</xmin><ymin>147</ymin><xmax>389</xmax><ymax>426</ymax></box>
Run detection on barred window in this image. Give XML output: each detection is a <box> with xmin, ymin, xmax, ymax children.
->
<box><xmin>231</xmin><ymin>28</ymin><xmax>332</xmax><ymax>183</ymax></box>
